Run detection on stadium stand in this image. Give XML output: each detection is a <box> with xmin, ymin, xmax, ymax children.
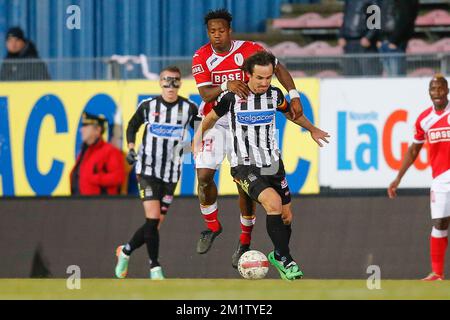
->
<box><xmin>234</xmin><ymin>0</ymin><xmax>450</xmax><ymax>77</ymax></box>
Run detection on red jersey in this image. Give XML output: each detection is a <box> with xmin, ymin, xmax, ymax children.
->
<box><xmin>414</xmin><ymin>103</ymin><xmax>450</xmax><ymax>184</ymax></box>
<box><xmin>192</xmin><ymin>40</ymin><xmax>265</xmax><ymax>117</ymax></box>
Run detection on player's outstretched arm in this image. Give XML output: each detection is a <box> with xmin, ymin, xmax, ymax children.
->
<box><xmin>387</xmin><ymin>143</ymin><xmax>423</xmax><ymax>199</ymax></box>
<box><xmin>284</xmin><ymin>112</ymin><xmax>330</xmax><ymax>147</ymax></box>
<box><xmin>274</xmin><ymin>63</ymin><xmax>303</xmax><ymax>119</ymax></box>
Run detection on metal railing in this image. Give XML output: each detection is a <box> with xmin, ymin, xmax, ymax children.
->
<box><xmin>0</xmin><ymin>53</ymin><xmax>448</xmax><ymax>81</ymax></box>
<box><xmin>282</xmin><ymin>52</ymin><xmax>450</xmax><ymax>77</ymax></box>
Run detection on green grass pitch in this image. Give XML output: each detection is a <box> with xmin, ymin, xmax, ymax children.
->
<box><xmin>1</xmin><ymin>279</ymin><xmax>450</xmax><ymax>299</ymax></box>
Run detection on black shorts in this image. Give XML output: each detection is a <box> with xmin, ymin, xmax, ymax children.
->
<box><xmin>230</xmin><ymin>160</ymin><xmax>291</xmax><ymax>206</ymax></box>
<box><xmin>137</xmin><ymin>175</ymin><xmax>177</xmax><ymax>214</ymax></box>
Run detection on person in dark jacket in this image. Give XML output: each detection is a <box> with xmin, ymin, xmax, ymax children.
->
<box><xmin>0</xmin><ymin>26</ymin><xmax>50</xmax><ymax>81</ymax></box>
<box><xmin>70</xmin><ymin>112</ymin><xmax>125</xmax><ymax>196</ymax></box>
<box><xmin>338</xmin><ymin>0</ymin><xmax>382</xmax><ymax>76</ymax></box>
<box><xmin>377</xmin><ymin>0</ymin><xmax>419</xmax><ymax>76</ymax></box>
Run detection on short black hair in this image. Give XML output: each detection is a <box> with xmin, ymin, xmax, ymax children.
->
<box><xmin>242</xmin><ymin>51</ymin><xmax>276</xmax><ymax>75</ymax></box>
<box><xmin>204</xmin><ymin>9</ymin><xmax>233</xmax><ymax>27</ymax></box>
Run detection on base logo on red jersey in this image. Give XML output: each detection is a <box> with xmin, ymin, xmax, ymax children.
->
<box><xmin>428</xmin><ymin>127</ymin><xmax>450</xmax><ymax>143</ymax></box>
<box><xmin>211</xmin><ymin>69</ymin><xmax>244</xmax><ymax>85</ymax></box>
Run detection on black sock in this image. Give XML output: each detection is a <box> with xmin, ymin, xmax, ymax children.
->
<box><xmin>144</xmin><ymin>218</ymin><xmax>160</xmax><ymax>268</ymax></box>
<box><xmin>275</xmin><ymin>223</ymin><xmax>292</xmax><ymax>259</ymax></box>
<box><xmin>267</xmin><ymin>215</ymin><xmax>291</xmax><ymax>264</ymax></box>
<box><xmin>286</xmin><ymin>223</ymin><xmax>292</xmax><ymax>244</ymax></box>
<box><xmin>123</xmin><ymin>224</ymin><xmax>146</xmax><ymax>255</ymax></box>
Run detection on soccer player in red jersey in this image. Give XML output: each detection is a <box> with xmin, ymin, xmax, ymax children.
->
<box><xmin>388</xmin><ymin>74</ymin><xmax>450</xmax><ymax>281</ymax></box>
<box><xmin>192</xmin><ymin>9</ymin><xmax>304</xmax><ymax>268</ymax></box>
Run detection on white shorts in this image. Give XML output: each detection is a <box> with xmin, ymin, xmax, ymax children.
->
<box><xmin>430</xmin><ymin>190</ymin><xmax>450</xmax><ymax>219</ymax></box>
<box><xmin>195</xmin><ymin>124</ymin><xmax>232</xmax><ymax>170</ymax></box>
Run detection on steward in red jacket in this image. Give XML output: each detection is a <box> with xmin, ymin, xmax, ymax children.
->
<box><xmin>70</xmin><ymin>112</ymin><xmax>125</xmax><ymax>195</ymax></box>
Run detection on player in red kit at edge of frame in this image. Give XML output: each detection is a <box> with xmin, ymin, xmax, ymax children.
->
<box><xmin>388</xmin><ymin>74</ymin><xmax>450</xmax><ymax>281</ymax></box>
<box><xmin>192</xmin><ymin>8</ymin><xmax>304</xmax><ymax>268</ymax></box>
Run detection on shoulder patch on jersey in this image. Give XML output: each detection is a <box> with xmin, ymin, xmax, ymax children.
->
<box><xmin>192</xmin><ymin>64</ymin><xmax>204</xmax><ymax>76</ymax></box>
<box><xmin>234</xmin><ymin>53</ymin><xmax>244</xmax><ymax>66</ymax></box>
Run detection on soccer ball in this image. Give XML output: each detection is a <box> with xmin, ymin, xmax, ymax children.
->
<box><xmin>237</xmin><ymin>250</ymin><xmax>269</xmax><ymax>280</ymax></box>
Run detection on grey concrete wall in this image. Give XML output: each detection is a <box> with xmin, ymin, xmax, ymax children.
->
<box><xmin>0</xmin><ymin>195</ymin><xmax>445</xmax><ymax>279</ymax></box>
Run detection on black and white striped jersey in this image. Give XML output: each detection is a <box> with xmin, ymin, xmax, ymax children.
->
<box><xmin>214</xmin><ymin>85</ymin><xmax>290</xmax><ymax>168</ymax></box>
<box><xmin>126</xmin><ymin>96</ymin><xmax>199</xmax><ymax>183</ymax></box>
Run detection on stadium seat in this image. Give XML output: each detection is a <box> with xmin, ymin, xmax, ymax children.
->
<box><xmin>306</xmin><ymin>13</ymin><xmax>343</xmax><ymax>28</ymax></box>
<box><xmin>269</xmin><ymin>41</ymin><xmax>302</xmax><ymax>56</ymax></box>
<box><xmin>267</xmin><ymin>41</ymin><xmax>342</xmax><ymax>57</ymax></box>
<box><xmin>272</xmin><ymin>12</ymin><xmax>343</xmax><ymax>29</ymax></box>
<box><xmin>407</xmin><ymin>38</ymin><xmax>450</xmax><ymax>54</ymax></box>
<box><xmin>289</xmin><ymin>70</ymin><xmax>307</xmax><ymax>78</ymax></box>
<box><xmin>407</xmin><ymin>39</ymin><xmax>439</xmax><ymax>54</ymax></box>
<box><xmin>314</xmin><ymin>70</ymin><xmax>340</xmax><ymax>78</ymax></box>
<box><xmin>304</xmin><ymin>41</ymin><xmax>343</xmax><ymax>56</ymax></box>
<box><xmin>272</xmin><ymin>9</ymin><xmax>450</xmax><ymax>31</ymax></box>
<box><xmin>415</xmin><ymin>10</ymin><xmax>450</xmax><ymax>26</ymax></box>
<box><xmin>407</xmin><ymin>67</ymin><xmax>436</xmax><ymax>77</ymax></box>
<box><xmin>272</xmin><ymin>13</ymin><xmax>321</xmax><ymax>29</ymax></box>
<box><xmin>432</xmin><ymin>38</ymin><xmax>450</xmax><ymax>52</ymax></box>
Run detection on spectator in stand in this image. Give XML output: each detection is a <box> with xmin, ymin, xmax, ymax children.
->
<box><xmin>338</xmin><ymin>0</ymin><xmax>382</xmax><ymax>76</ymax></box>
<box><xmin>0</xmin><ymin>26</ymin><xmax>50</xmax><ymax>81</ymax></box>
<box><xmin>70</xmin><ymin>112</ymin><xmax>125</xmax><ymax>196</ymax></box>
<box><xmin>377</xmin><ymin>0</ymin><xmax>419</xmax><ymax>76</ymax></box>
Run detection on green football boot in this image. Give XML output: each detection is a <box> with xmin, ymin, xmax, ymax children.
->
<box><xmin>268</xmin><ymin>251</ymin><xmax>303</xmax><ymax>281</ymax></box>
<box><xmin>115</xmin><ymin>245</ymin><xmax>129</xmax><ymax>279</ymax></box>
<box><xmin>150</xmin><ymin>266</ymin><xmax>165</xmax><ymax>280</ymax></box>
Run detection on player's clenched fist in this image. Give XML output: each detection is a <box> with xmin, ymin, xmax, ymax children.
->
<box><xmin>387</xmin><ymin>178</ymin><xmax>401</xmax><ymax>199</ymax></box>
<box><xmin>126</xmin><ymin>148</ymin><xmax>137</xmax><ymax>165</ymax></box>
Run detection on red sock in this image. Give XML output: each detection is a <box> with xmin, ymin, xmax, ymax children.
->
<box><xmin>240</xmin><ymin>215</ymin><xmax>255</xmax><ymax>245</ymax></box>
<box><xmin>201</xmin><ymin>202</ymin><xmax>221</xmax><ymax>232</ymax></box>
<box><xmin>430</xmin><ymin>236</ymin><xmax>448</xmax><ymax>276</ymax></box>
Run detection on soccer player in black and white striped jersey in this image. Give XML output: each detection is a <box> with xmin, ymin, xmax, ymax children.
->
<box><xmin>194</xmin><ymin>52</ymin><xmax>330</xmax><ymax>280</ymax></box>
<box><xmin>115</xmin><ymin>66</ymin><xmax>200</xmax><ymax>280</ymax></box>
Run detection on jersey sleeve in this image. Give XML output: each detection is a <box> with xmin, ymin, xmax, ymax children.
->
<box><xmin>413</xmin><ymin>115</ymin><xmax>426</xmax><ymax>144</ymax></box>
<box><xmin>188</xmin><ymin>101</ymin><xmax>201</xmax><ymax>129</ymax></box>
<box><xmin>126</xmin><ymin>100</ymin><xmax>148</xmax><ymax>144</ymax></box>
<box><xmin>275</xmin><ymin>88</ymin><xmax>290</xmax><ymax>113</ymax></box>
<box><xmin>214</xmin><ymin>92</ymin><xmax>233</xmax><ymax>118</ymax></box>
<box><xmin>192</xmin><ymin>52</ymin><xmax>212</xmax><ymax>88</ymax></box>
<box><xmin>251</xmin><ymin>42</ymin><xmax>266</xmax><ymax>53</ymax></box>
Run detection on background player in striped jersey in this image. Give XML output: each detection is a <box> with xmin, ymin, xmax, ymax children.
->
<box><xmin>194</xmin><ymin>51</ymin><xmax>330</xmax><ymax>280</ymax></box>
<box><xmin>115</xmin><ymin>66</ymin><xmax>199</xmax><ymax>280</ymax></box>
<box><xmin>388</xmin><ymin>75</ymin><xmax>450</xmax><ymax>281</ymax></box>
<box><xmin>192</xmin><ymin>9</ymin><xmax>304</xmax><ymax>267</ymax></box>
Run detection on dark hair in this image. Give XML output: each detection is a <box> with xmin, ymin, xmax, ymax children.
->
<box><xmin>204</xmin><ymin>9</ymin><xmax>233</xmax><ymax>27</ymax></box>
<box><xmin>242</xmin><ymin>51</ymin><xmax>276</xmax><ymax>75</ymax></box>
<box><xmin>160</xmin><ymin>65</ymin><xmax>181</xmax><ymax>77</ymax></box>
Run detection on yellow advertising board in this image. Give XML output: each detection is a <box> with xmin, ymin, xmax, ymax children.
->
<box><xmin>0</xmin><ymin>79</ymin><xmax>320</xmax><ymax>196</ymax></box>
